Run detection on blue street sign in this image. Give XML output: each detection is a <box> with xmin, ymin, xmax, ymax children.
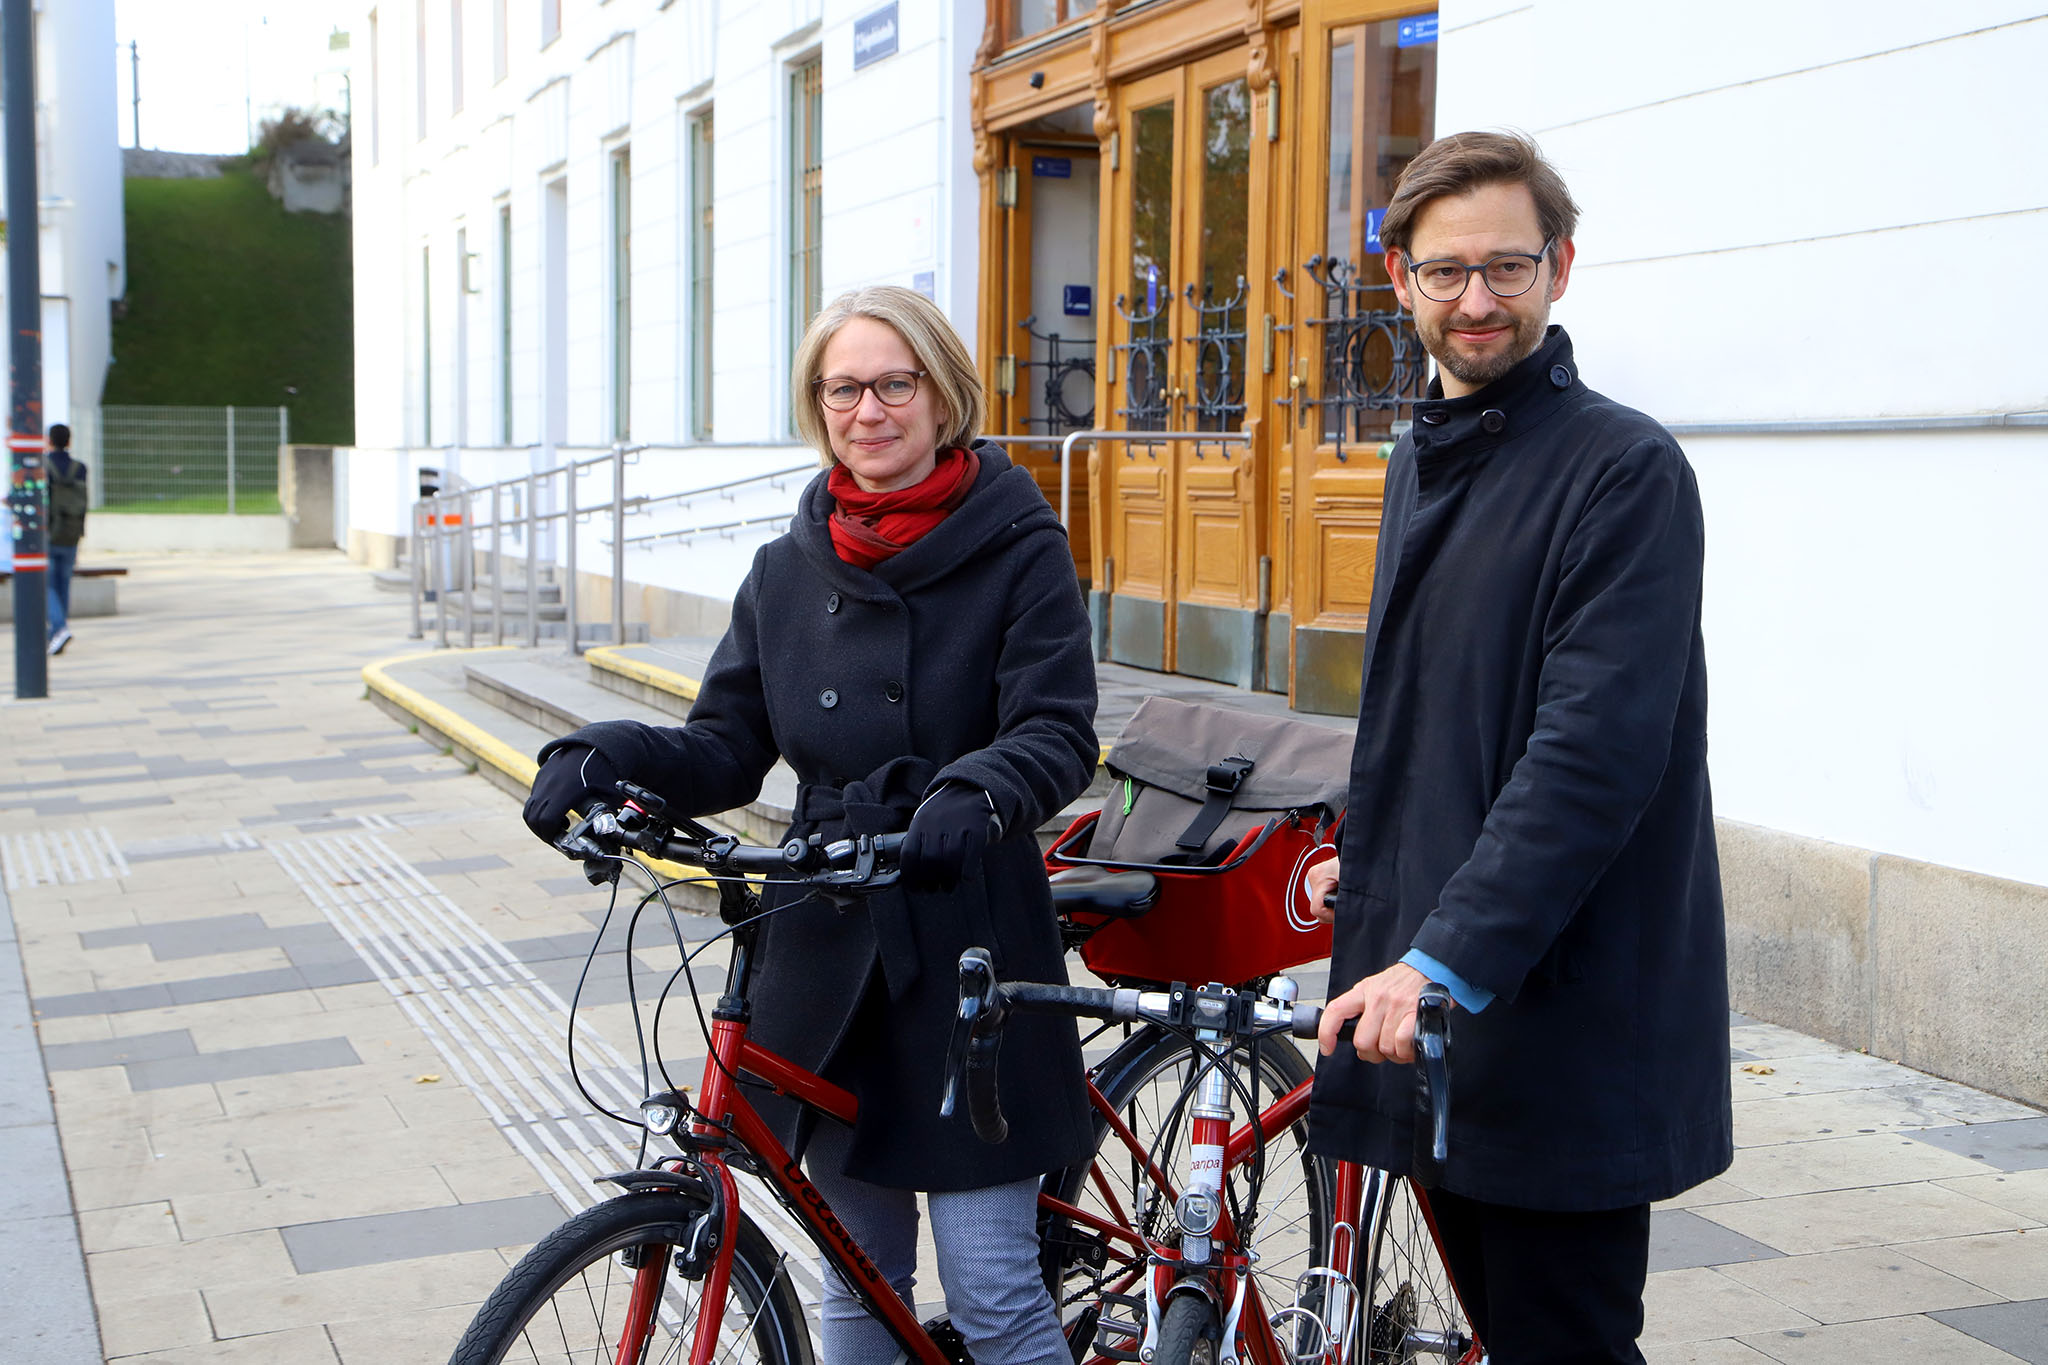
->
<box><xmin>1032</xmin><ymin>156</ymin><xmax>1072</xmax><ymax>178</ymax></box>
<box><xmin>1397</xmin><ymin>13</ymin><xmax>1438</xmax><ymax>47</ymax></box>
<box><xmin>1063</xmin><ymin>285</ymin><xmax>1092</xmax><ymax>317</ymax></box>
<box><xmin>853</xmin><ymin>4</ymin><xmax>899</xmax><ymax>70</ymax></box>
<box><xmin>1365</xmin><ymin>207</ymin><xmax>1386</xmax><ymax>253</ymax></box>
<box><xmin>912</xmin><ymin>270</ymin><xmax>935</xmax><ymax>300</ymax></box>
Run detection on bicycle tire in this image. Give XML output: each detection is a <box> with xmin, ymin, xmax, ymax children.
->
<box><xmin>1041</xmin><ymin>1027</ymin><xmax>1334</xmax><ymax>1364</ymax></box>
<box><xmin>447</xmin><ymin>1189</ymin><xmax>815</xmax><ymax>1365</ymax></box>
<box><xmin>1354</xmin><ymin>1171</ymin><xmax>1479</xmax><ymax>1365</ymax></box>
<box><xmin>1154</xmin><ymin>1293</ymin><xmax>1222</xmax><ymax>1365</ymax></box>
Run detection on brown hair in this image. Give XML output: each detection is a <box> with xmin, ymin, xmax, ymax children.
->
<box><xmin>790</xmin><ymin>286</ymin><xmax>986</xmax><ymax>463</ymax></box>
<box><xmin>1380</xmin><ymin>131</ymin><xmax>1580</xmax><ymax>263</ymax></box>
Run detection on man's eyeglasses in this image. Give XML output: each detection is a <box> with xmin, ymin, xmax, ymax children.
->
<box><xmin>814</xmin><ymin>370</ymin><xmax>927</xmax><ymax>411</ymax></box>
<box><xmin>1403</xmin><ymin>240</ymin><xmax>1554</xmax><ymax>303</ymax></box>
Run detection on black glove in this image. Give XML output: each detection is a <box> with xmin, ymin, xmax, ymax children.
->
<box><xmin>900</xmin><ymin>784</ymin><xmax>998</xmax><ymax>892</ymax></box>
<box><xmin>522</xmin><ymin>745</ymin><xmax>622</xmax><ymax>846</ymax></box>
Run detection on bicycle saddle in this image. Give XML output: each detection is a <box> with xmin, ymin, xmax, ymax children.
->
<box><xmin>1048</xmin><ymin>866</ymin><xmax>1159</xmax><ymax>919</ymax></box>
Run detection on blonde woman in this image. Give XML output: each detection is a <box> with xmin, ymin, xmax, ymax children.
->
<box><xmin>524</xmin><ymin>286</ymin><xmax>1098</xmax><ymax>1365</ymax></box>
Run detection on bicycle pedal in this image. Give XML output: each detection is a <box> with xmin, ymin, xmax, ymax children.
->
<box><xmin>1092</xmin><ymin>1293</ymin><xmax>1146</xmax><ymax>1362</ymax></box>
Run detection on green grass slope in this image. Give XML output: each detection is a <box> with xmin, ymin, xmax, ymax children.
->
<box><xmin>107</xmin><ymin>168</ymin><xmax>353</xmax><ymax>445</ymax></box>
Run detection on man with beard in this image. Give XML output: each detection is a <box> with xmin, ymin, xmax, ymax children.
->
<box><xmin>1305</xmin><ymin>131</ymin><xmax>1731</xmax><ymax>1363</ymax></box>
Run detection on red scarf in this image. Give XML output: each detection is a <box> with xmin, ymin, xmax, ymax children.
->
<box><xmin>826</xmin><ymin>448</ymin><xmax>977</xmax><ymax>569</ymax></box>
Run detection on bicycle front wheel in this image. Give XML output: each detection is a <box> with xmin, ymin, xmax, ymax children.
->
<box><xmin>447</xmin><ymin>1189</ymin><xmax>815</xmax><ymax>1365</ymax></box>
<box><xmin>1355</xmin><ymin>1172</ymin><xmax>1478</xmax><ymax>1364</ymax></box>
<box><xmin>1154</xmin><ymin>1293</ymin><xmax>1223</xmax><ymax>1365</ymax></box>
<box><xmin>1042</xmin><ymin>1028</ymin><xmax>1334</xmax><ymax>1362</ymax></box>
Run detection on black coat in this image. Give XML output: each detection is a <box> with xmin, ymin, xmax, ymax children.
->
<box><xmin>550</xmin><ymin>443</ymin><xmax>1099</xmax><ymax>1190</ymax></box>
<box><xmin>1307</xmin><ymin>329</ymin><xmax>1733</xmax><ymax>1211</ymax></box>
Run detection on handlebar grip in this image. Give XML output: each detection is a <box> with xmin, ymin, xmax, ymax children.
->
<box><xmin>962</xmin><ymin>1029</ymin><xmax>1009</xmax><ymax>1144</ymax></box>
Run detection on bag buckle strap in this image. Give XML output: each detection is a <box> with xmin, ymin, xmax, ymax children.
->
<box><xmin>1176</xmin><ymin>756</ymin><xmax>1256</xmax><ymax>853</ymax></box>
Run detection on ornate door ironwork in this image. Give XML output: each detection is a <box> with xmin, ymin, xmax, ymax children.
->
<box><xmin>1016</xmin><ymin>315</ymin><xmax>1095</xmax><ymax>435</ymax></box>
<box><xmin>1113</xmin><ymin>288</ymin><xmax>1174</xmax><ymax>429</ymax></box>
<box><xmin>1184</xmin><ymin>275</ymin><xmax>1247</xmax><ymax>433</ymax></box>
<box><xmin>1300</xmin><ymin>253</ymin><xmax>1428</xmax><ymax>458</ymax></box>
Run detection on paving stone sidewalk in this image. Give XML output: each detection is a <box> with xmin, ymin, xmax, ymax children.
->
<box><xmin>2</xmin><ymin>550</ymin><xmax>2045</xmax><ymax>1363</ymax></box>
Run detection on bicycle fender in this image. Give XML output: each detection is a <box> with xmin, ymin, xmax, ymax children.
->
<box><xmin>596</xmin><ymin>1168</ymin><xmax>711</xmax><ymax>1197</ymax></box>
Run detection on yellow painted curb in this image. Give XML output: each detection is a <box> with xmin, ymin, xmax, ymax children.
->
<box><xmin>586</xmin><ymin>644</ymin><xmax>701</xmax><ymax>703</ymax></box>
<box><xmin>360</xmin><ymin>648</ymin><xmax>693</xmax><ymax>882</ymax></box>
<box><xmin>363</xmin><ymin>648</ymin><xmax>538</xmax><ymax>787</ymax></box>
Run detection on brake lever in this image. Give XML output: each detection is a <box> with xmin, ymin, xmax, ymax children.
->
<box><xmin>556</xmin><ymin>807</ymin><xmax>622</xmax><ymax>885</ymax></box>
<box><xmin>940</xmin><ymin>947</ymin><xmax>1008</xmax><ymax>1143</ymax></box>
<box><xmin>1411</xmin><ymin>983</ymin><xmax>1452</xmax><ymax>1188</ymax></box>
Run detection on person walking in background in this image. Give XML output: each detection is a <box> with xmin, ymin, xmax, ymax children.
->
<box><xmin>1305</xmin><ymin>131</ymin><xmax>1732</xmax><ymax>1363</ymax></box>
<box><xmin>45</xmin><ymin>423</ymin><xmax>88</xmax><ymax>656</ymax></box>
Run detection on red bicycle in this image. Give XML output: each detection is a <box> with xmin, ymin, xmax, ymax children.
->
<box><xmin>444</xmin><ymin>785</ymin><xmax>1477</xmax><ymax>1365</ymax></box>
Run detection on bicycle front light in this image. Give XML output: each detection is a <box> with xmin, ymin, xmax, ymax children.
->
<box><xmin>641</xmin><ymin>1089</ymin><xmax>689</xmax><ymax>1136</ymax></box>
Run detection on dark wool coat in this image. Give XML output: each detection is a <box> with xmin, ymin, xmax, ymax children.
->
<box><xmin>548</xmin><ymin>442</ymin><xmax>1099</xmax><ymax>1191</ymax></box>
<box><xmin>1307</xmin><ymin>329</ymin><xmax>1734</xmax><ymax>1212</ymax></box>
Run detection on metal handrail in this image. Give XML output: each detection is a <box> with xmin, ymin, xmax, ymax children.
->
<box><xmin>1054</xmin><ymin>428</ymin><xmax>1250</xmax><ymax>533</ymax></box>
<box><xmin>407</xmin><ymin>443</ymin><xmax>811</xmax><ymax>653</ymax></box>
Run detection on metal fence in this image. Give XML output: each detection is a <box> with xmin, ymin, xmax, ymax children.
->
<box><xmin>88</xmin><ymin>404</ymin><xmax>291</xmax><ymax>514</ymax></box>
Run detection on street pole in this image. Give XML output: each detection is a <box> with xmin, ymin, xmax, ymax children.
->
<box><xmin>131</xmin><ymin>40</ymin><xmax>140</xmax><ymax>148</ymax></box>
<box><xmin>5</xmin><ymin>0</ymin><xmax>49</xmax><ymax>698</ymax></box>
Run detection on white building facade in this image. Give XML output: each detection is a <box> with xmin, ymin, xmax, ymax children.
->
<box><xmin>0</xmin><ymin>0</ymin><xmax>126</xmax><ymax>433</ymax></box>
<box><xmin>344</xmin><ymin>0</ymin><xmax>2048</xmax><ymax>1100</ymax></box>
<box><xmin>344</xmin><ymin>0</ymin><xmax>981</xmax><ymax>630</ymax></box>
<box><xmin>1438</xmin><ymin>0</ymin><xmax>2047</xmax><ymax>1094</ymax></box>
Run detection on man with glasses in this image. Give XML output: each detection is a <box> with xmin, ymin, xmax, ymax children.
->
<box><xmin>1307</xmin><ymin>131</ymin><xmax>1732</xmax><ymax>1363</ymax></box>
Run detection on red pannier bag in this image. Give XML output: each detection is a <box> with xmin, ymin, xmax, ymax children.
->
<box><xmin>1045</xmin><ymin>696</ymin><xmax>1352</xmax><ymax>988</ymax></box>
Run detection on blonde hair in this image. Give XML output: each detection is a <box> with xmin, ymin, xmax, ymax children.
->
<box><xmin>790</xmin><ymin>286</ymin><xmax>986</xmax><ymax>463</ymax></box>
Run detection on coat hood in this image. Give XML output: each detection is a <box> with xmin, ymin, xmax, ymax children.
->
<box><xmin>789</xmin><ymin>440</ymin><xmax>1068</xmax><ymax>596</ymax></box>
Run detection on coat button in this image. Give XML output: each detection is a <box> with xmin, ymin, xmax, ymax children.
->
<box><xmin>825</xmin><ymin>593</ymin><xmax>841</xmax><ymax>613</ymax></box>
<box><xmin>1481</xmin><ymin>409</ymin><xmax>1506</xmax><ymax>434</ymax></box>
<box><xmin>884</xmin><ymin>681</ymin><xmax>903</xmax><ymax>703</ymax></box>
<box><xmin>819</xmin><ymin>689</ymin><xmax>839</xmax><ymax>709</ymax></box>
<box><xmin>1550</xmin><ymin>364</ymin><xmax>1571</xmax><ymax>389</ymax></box>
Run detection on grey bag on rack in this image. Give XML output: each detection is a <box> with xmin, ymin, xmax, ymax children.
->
<box><xmin>1089</xmin><ymin>696</ymin><xmax>1354</xmax><ymax>867</ymax></box>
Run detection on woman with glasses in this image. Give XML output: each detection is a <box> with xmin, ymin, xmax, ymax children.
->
<box><xmin>522</xmin><ymin>285</ymin><xmax>1099</xmax><ymax>1365</ymax></box>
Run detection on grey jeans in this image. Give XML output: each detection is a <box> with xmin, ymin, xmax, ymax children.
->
<box><xmin>805</xmin><ymin>1121</ymin><xmax>1070</xmax><ymax>1365</ymax></box>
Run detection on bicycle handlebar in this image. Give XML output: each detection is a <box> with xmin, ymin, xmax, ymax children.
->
<box><xmin>554</xmin><ymin>783</ymin><xmax>907</xmax><ymax>892</ymax></box>
<box><xmin>943</xmin><ymin>951</ymin><xmax>1453</xmax><ymax>1184</ymax></box>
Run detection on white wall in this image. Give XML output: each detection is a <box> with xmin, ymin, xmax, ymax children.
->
<box><xmin>1439</xmin><ymin>1</ymin><xmax>2048</xmax><ymax>886</ymax></box>
<box><xmin>350</xmin><ymin>0</ymin><xmax>977</xmax><ymax>602</ymax></box>
<box><xmin>0</xmin><ymin>0</ymin><xmax>124</xmax><ymax>424</ymax></box>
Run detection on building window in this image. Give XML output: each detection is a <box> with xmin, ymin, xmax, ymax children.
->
<box><xmin>368</xmin><ymin>10</ymin><xmax>380</xmax><ymax>165</ymax></box>
<box><xmin>541</xmin><ymin>0</ymin><xmax>560</xmax><ymax>46</ymax></box>
<box><xmin>492</xmin><ymin>0</ymin><xmax>507</xmax><ymax>83</ymax></box>
<box><xmin>688</xmin><ymin>108</ymin><xmax>714</xmax><ymax>441</ymax></box>
<box><xmin>499</xmin><ymin>202</ymin><xmax>514</xmax><ymax>444</ymax></box>
<box><xmin>788</xmin><ymin>56</ymin><xmax>822</xmax><ymax>388</ymax></box>
<box><xmin>449</xmin><ymin>0</ymin><xmax>464</xmax><ymax>113</ymax></box>
<box><xmin>611</xmin><ymin>146</ymin><xmax>632</xmax><ymax>442</ymax></box>
<box><xmin>415</xmin><ymin>2</ymin><xmax>428</xmax><ymax>138</ymax></box>
<box><xmin>422</xmin><ymin>247</ymin><xmax>434</xmax><ymax>446</ymax></box>
<box><xmin>1006</xmin><ymin>0</ymin><xmax>1094</xmax><ymax>47</ymax></box>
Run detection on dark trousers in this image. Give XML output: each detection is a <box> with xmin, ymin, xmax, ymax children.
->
<box><xmin>1425</xmin><ymin>1188</ymin><xmax>1651</xmax><ymax>1365</ymax></box>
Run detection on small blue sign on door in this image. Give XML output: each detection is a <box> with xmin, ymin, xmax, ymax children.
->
<box><xmin>1365</xmin><ymin>207</ymin><xmax>1386</xmax><ymax>253</ymax></box>
<box><xmin>1032</xmin><ymin>156</ymin><xmax>1072</xmax><ymax>179</ymax></box>
<box><xmin>1146</xmin><ymin>263</ymin><xmax>1159</xmax><ymax>314</ymax></box>
<box><xmin>1397</xmin><ymin>12</ymin><xmax>1438</xmax><ymax>47</ymax></box>
<box><xmin>1063</xmin><ymin>285</ymin><xmax>1092</xmax><ymax>317</ymax></box>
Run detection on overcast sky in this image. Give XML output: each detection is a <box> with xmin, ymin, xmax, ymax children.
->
<box><xmin>115</xmin><ymin>0</ymin><xmax>353</xmax><ymax>155</ymax></box>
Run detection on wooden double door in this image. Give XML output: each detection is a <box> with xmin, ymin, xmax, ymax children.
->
<box><xmin>978</xmin><ymin>2</ymin><xmax>1438</xmax><ymax>711</ymax></box>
